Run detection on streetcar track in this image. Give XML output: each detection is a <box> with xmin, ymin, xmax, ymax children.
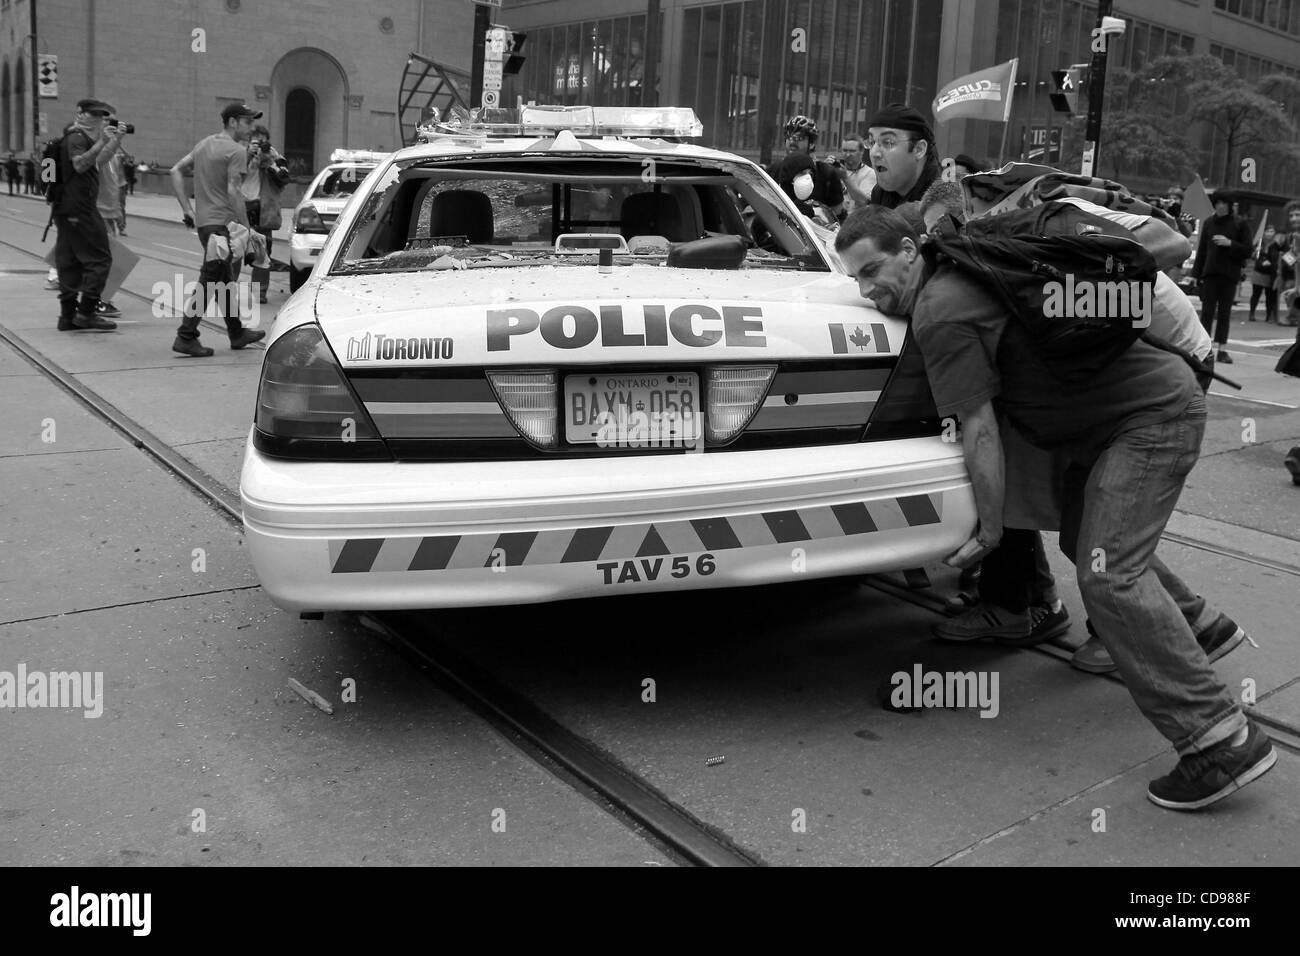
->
<box><xmin>5</xmin><ymin>278</ymin><xmax>1299</xmax><ymax>862</ymax></box>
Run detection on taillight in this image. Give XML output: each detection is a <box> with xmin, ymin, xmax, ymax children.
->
<box><xmin>486</xmin><ymin>370</ymin><xmax>557</xmax><ymax>448</ymax></box>
<box><xmin>860</xmin><ymin>329</ymin><xmax>941</xmax><ymax>441</ymax></box>
<box><xmin>295</xmin><ymin>204</ymin><xmax>329</xmax><ymax>234</ymax></box>
<box><xmin>255</xmin><ymin>325</ymin><xmax>384</xmax><ymax>453</ymax></box>
<box><xmin>706</xmin><ymin>365</ymin><xmax>776</xmax><ymax>443</ymax></box>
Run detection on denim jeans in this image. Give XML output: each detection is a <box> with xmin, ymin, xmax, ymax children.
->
<box><xmin>178</xmin><ymin>224</ymin><xmax>244</xmax><ymax>342</ymax></box>
<box><xmin>1057</xmin><ymin>393</ymin><xmax>1245</xmax><ymax>755</ymax></box>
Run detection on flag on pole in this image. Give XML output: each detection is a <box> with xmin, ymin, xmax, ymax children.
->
<box><xmin>1182</xmin><ymin>174</ymin><xmax>1214</xmax><ymax>222</ymax></box>
<box><xmin>1252</xmin><ymin>211</ymin><xmax>1268</xmax><ymax>255</ymax></box>
<box><xmin>932</xmin><ymin>59</ymin><xmax>1019</xmax><ymax>124</ymax></box>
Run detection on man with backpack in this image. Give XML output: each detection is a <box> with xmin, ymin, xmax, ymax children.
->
<box><xmin>834</xmin><ymin>204</ymin><xmax>1275</xmax><ymax>811</ymax></box>
<box><xmin>49</xmin><ymin>98</ymin><xmax>123</xmax><ymax>332</ymax></box>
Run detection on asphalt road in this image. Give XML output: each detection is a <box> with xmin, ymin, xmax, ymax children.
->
<box><xmin>2</xmin><ymin>201</ymin><xmax>1299</xmax><ymax>867</ymax></box>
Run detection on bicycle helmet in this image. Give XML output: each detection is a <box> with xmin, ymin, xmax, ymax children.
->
<box><xmin>783</xmin><ymin>115</ymin><xmax>819</xmax><ymax>148</ymax></box>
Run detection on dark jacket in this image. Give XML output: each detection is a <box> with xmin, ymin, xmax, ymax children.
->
<box><xmin>1192</xmin><ymin>212</ymin><xmax>1253</xmax><ymax>282</ymax></box>
<box><xmin>248</xmin><ymin>148</ymin><xmax>291</xmax><ymax>230</ymax></box>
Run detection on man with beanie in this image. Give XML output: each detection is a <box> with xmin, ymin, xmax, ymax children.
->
<box><xmin>52</xmin><ymin>98</ymin><xmax>123</xmax><ymax>332</ymax></box>
<box><xmin>1191</xmin><ymin>191</ymin><xmax>1252</xmax><ymax>364</ymax></box>
<box><xmin>865</xmin><ymin>103</ymin><xmax>940</xmax><ymax>209</ymax></box>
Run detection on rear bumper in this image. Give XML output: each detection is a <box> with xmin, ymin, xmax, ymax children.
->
<box><xmin>289</xmin><ymin>233</ymin><xmax>325</xmax><ymax>271</ymax></box>
<box><xmin>239</xmin><ymin>432</ymin><xmax>974</xmax><ymax>611</ymax></box>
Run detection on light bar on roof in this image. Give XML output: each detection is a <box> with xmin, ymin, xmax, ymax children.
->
<box><xmin>329</xmin><ymin>148</ymin><xmax>390</xmax><ymax>163</ymax></box>
<box><xmin>415</xmin><ymin>105</ymin><xmax>703</xmax><ymax>142</ymax></box>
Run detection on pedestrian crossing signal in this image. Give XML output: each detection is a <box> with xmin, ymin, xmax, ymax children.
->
<box><xmin>1050</xmin><ymin>68</ymin><xmax>1081</xmax><ymax>114</ymax></box>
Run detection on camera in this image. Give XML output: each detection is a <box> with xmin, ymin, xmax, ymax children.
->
<box><xmin>108</xmin><ymin>121</ymin><xmax>135</xmax><ymax>134</ymax></box>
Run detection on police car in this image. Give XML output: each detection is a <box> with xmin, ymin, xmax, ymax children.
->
<box><xmin>240</xmin><ymin>106</ymin><xmax>975</xmax><ymax>612</ymax></box>
<box><xmin>288</xmin><ymin>149</ymin><xmax>388</xmax><ymax>292</ymax></box>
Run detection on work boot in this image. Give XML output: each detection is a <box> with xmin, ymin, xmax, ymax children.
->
<box><xmin>230</xmin><ymin>329</ymin><xmax>266</xmax><ymax>350</ymax></box>
<box><xmin>72</xmin><ymin>311</ymin><xmax>117</xmax><ymax>331</ymax></box>
<box><xmin>57</xmin><ymin>311</ymin><xmax>78</xmax><ymax>331</ymax></box>
<box><xmin>172</xmin><ymin>336</ymin><xmax>214</xmax><ymax>357</ymax></box>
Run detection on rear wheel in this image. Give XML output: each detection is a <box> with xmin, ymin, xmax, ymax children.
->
<box><xmin>289</xmin><ymin>266</ymin><xmax>309</xmax><ymax>292</ymax></box>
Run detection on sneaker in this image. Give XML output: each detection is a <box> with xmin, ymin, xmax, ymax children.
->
<box><xmin>95</xmin><ymin>301</ymin><xmax>122</xmax><ymax>318</ymax></box>
<box><xmin>44</xmin><ymin>278</ymin><xmax>60</xmax><ymax>291</ymax></box>
<box><xmin>1285</xmin><ymin>447</ymin><xmax>1300</xmax><ymax>487</ymax></box>
<box><xmin>172</xmin><ymin>337</ymin><xmax>214</xmax><ymax>357</ymax></box>
<box><xmin>1070</xmin><ymin>621</ymin><xmax>1116</xmax><ymax>673</ymax></box>
<box><xmin>229</xmin><ymin>329</ymin><xmax>266</xmax><ymax>350</ymax></box>
<box><xmin>1147</xmin><ymin>720</ymin><xmax>1276</xmax><ymax>810</ymax></box>
<box><xmin>1198</xmin><ymin>615</ymin><xmax>1249</xmax><ymax>663</ymax></box>
<box><xmin>1072</xmin><ymin>615</ymin><xmax>1250</xmax><ymax>674</ymax></box>
<box><xmin>1217</xmin><ymin>349</ymin><xmax>1233</xmax><ymax>364</ymax></box>
<box><xmin>998</xmin><ymin>602</ymin><xmax>1071</xmax><ymax>647</ymax></box>
<box><xmin>933</xmin><ymin>601</ymin><xmax>1030</xmax><ymax>642</ymax></box>
<box><xmin>72</xmin><ymin>311</ymin><xmax>117</xmax><ymax>331</ymax></box>
<box><xmin>258</xmin><ymin>291</ymin><xmax>268</xmax><ymax>304</ymax></box>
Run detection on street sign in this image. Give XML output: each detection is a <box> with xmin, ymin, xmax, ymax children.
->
<box><xmin>38</xmin><ymin>112</ymin><xmax>48</xmax><ymax>135</ymax></box>
<box><xmin>38</xmin><ymin>54</ymin><xmax>58</xmax><ymax>98</ymax></box>
<box><xmin>1050</xmin><ymin>67</ymin><xmax>1081</xmax><ymax>113</ymax></box>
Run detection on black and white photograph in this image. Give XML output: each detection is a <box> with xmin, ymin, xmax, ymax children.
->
<box><xmin>1</xmin><ymin>0</ymin><xmax>1297</xmax><ymax>927</ymax></box>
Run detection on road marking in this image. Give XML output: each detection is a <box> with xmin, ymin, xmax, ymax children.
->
<box><xmin>1207</xmin><ymin>391</ymin><xmax>1298</xmax><ymax>409</ymax></box>
<box><xmin>1227</xmin><ymin>338</ymin><xmax>1296</xmax><ymax>347</ymax></box>
<box><xmin>154</xmin><ymin>243</ymin><xmax>200</xmax><ymax>256</ymax></box>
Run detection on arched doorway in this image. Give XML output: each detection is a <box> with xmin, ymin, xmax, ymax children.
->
<box><xmin>270</xmin><ymin>48</ymin><xmax>347</xmax><ymax>180</ymax></box>
<box><xmin>283</xmin><ymin>87</ymin><xmax>317</xmax><ymax>178</ymax></box>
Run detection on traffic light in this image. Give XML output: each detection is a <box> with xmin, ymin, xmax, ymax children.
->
<box><xmin>1050</xmin><ymin>67</ymin><xmax>1081</xmax><ymax>113</ymax></box>
<box><xmin>503</xmin><ymin>31</ymin><xmax>527</xmax><ymax>75</ymax></box>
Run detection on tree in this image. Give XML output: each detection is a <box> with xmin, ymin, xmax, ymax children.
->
<box><xmin>1142</xmin><ymin>54</ymin><xmax>1300</xmax><ymax>185</ymax></box>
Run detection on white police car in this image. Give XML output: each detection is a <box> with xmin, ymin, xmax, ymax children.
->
<box><xmin>287</xmin><ymin>149</ymin><xmax>388</xmax><ymax>292</ymax></box>
<box><xmin>240</xmin><ymin>106</ymin><xmax>975</xmax><ymax>612</ymax></box>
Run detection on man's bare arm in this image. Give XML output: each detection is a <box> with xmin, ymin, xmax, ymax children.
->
<box><xmin>945</xmin><ymin>398</ymin><xmax>1005</xmax><ymax>568</ymax></box>
<box><xmin>71</xmin><ymin>128</ymin><xmax>122</xmax><ymax>174</ymax></box>
<box><xmin>170</xmin><ymin>152</ymin><xmax>195</xmax><ymax>217</ymax></box>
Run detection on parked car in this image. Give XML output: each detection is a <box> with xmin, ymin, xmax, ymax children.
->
<box><xmin>287</xmin><ymin>149</ymin><xmax>388</xmax><ymax>291</ymax></box>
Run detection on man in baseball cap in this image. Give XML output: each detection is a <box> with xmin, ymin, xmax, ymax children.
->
<box><xmin>865</xmin><ymin>103</ymin><xmax>940</xmax><ymax>209</ymax></box>
<box><xmin>220</xmin><ymin>102</ymin><xmax>263</xmax><ymax>124</ymax></box>
<box><xmin>168</xmin><ymin>102</ymin><xmax>266</xmax><ymax>356</ymax></box>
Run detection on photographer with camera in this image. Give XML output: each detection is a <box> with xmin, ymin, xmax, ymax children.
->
<box><xmin>241</xmin><ymin>125</ymin><xmax>291</xmax><ymax>305</ymax></box>
<box><xmin>833</xmin><ymin>132</ymin><xmax>876</xmax><ymax>215</ymax></box>
<box><xmin>51</xmin><ymin>98</ymin><xmax>124</xmax><ymax>332</ymax></box>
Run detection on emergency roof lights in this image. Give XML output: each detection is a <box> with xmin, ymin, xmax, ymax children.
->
<box><xmin>416</xmin><ymin>105</ymin><xmax>703</xmax><ymax>142</ymax></box>
<box><xmin>328</xmin><ymin>148</ymin><xmax>391</xmax><ymax>164</ymax></box>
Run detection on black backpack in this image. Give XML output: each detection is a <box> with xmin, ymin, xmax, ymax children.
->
<box><xmin>921</xmin><ymin>201</ymin><xmax>1159</xmax><ymax>383</ymax></box>
<box><xmin>41</xmin><ymin>133</ymin><xmax>69</xmax><ymax>207</ymax></box>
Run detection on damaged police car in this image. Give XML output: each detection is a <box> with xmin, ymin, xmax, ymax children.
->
<box><xmin>239</xmin><ymin>106</ymin><xmax>974</xmax><ymax>612</ymax></box>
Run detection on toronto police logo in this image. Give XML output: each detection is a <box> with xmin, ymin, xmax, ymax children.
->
<box><xmin>346</xmin><ymin>333</ymin><xmax>372</xmax><ymax>361</ymax></box>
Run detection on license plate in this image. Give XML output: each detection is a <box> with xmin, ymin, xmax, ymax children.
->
<box><xmin>564</xmin><ymin>372</ymin><xmax>700</xmax><ymax>448</ymax></box>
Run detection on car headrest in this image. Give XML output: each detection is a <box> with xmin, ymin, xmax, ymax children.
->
<box><xmin>620</xmin><ymin>191</ymin><xmax>691</xmax><ymax>242</ymax></box>
<box><xmin>429</xmin><ymin>189</ymin><xmax>493</xmax><ymax>243</ymax></box>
